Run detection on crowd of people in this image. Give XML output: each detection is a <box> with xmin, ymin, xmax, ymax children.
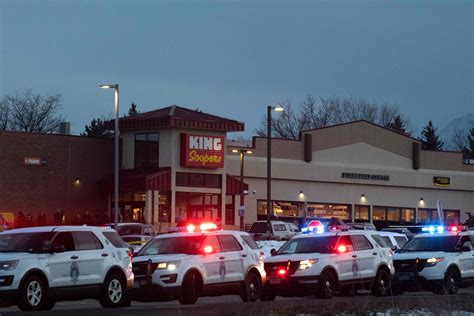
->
<box><xmin>9</xmin><ymin>209</ymin><xmax>112</xmax><ymax>229</ymax></box>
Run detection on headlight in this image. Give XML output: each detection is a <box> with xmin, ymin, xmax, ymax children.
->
<box><xmin>426</xmin><ymin>257</ymin><xmax>444</xmax><ymax>267</ymax></box>
<box><xmin>299</xmin><ymin>259</ymin><xmax>318</xmax><ymax>270</ymax></box>
<box><xmin>157</xmin><ymin>262</ymin><xmax>180</xmax><ymax>271</ymax></box>
<box><xmin>0</xmin><ymin>260</ymin><xmax>18</xmax><ymax>271</ymax></box>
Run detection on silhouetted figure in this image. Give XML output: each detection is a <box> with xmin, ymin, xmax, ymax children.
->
<box><xmin>54</xmin><ymin>209</ymin><xmax>63</xmax><ymax>225</ymax></box>
<box><xmin>73</xmin><ymin>213</ymin><xmax>82</xmax><ymax>225</ymax></box>
<box><xmin>37</xmin><ymin>212</ymin><xmax>47</xmax><ymax>226</ymax></box>
<box><xmin>25</xmin><ymin>213</ymin><xmax>34</xmax><ymax>227</ymax></box>
<box><xmin>16</xmin><ymin>212</ymin><xmax>26</xmax><ymax>228</ymax></box>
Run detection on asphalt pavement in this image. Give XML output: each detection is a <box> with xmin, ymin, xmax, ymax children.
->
<box><xmin>1</xmin><ymin>290</ymin><xmax>474</xmax><ymax>315</ymax></box>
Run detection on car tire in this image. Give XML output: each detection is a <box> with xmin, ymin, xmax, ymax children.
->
<box><xmin>435</xmin><ymin>268</ymin><xmax>460</xmax><ymax>295</ymax></box>
<box><xmin>179</xmin><ymin>272</ymin><xmax>199</xmax><ymax>305</ymax></box>
<box><xmin>40</xmin><ymin>298</ymin><xmax>56</xmax><ymax>311</ymax></box>
<box><xmin>99</xmin><ymin>273</ymin><xmax>127</xmax><ymax>308</ymax></box>
<box><xmin>371</xmin><ymin>269</ymin><xmax>390</xmax><ymax>297</ymax></box>
<box><xmin>17</xmin><ymin>275</ymin><xmax>47</xmax><ymax>311</ymax></box>
<box><xmin>317</xmin><ymin>270</ymin><xmax>337</xmax><ymax>299</ymax></box>
<box><xmin>240</xmin><ymin>271</ymin><xmax>262</xmax><ymax>302</ymax></box>
<box><xmin>260</xmin><ymin>289</ymin><xmax>276</xmax><ymax>301</ymax></box>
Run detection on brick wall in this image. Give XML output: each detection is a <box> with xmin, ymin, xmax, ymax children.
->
<box><xmin>0</xmin><ymin>131</ymin><xmax>114</xmax><ymax>226</ymax></box>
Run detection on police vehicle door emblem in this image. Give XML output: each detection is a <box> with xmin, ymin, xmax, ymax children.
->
<box><xmin>219</xmin><ymin>261</ymin><xmax>226</xmax><ymax>279</ymax></box>
<box><xmin>70</xmin><ymin>262</ymin><xmax>80</xmax><ymax>282</ymax></box>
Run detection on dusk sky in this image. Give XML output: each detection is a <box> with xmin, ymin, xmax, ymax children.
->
<box><xmin>1</xmin><ymin>0</ymin><xmax>472</xmax><ymax>138</ymax></box>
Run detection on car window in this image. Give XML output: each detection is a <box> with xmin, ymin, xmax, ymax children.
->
<box><xmin>382</xmin><ymin>236</ymin><xmax>393</xmax><ymax>247</ymax></box>
<box><xmin>394</xmin><ymin>236</ymin><xmax>408</xmax><ymax>248</ymax></box>
<box><xmin>103</xmin><ymin>231</ymin><xmax>128</xmax><ymax>248</ymax></box>
<box><xmin>203</xmin><ymin>235</ymin><xmax>221</xmax><ymax>253</ymax></box>
<box><xmin>459</xmin><ymin>236</ymin><xmax>472</xmax><ymax>250</ymax></box>
<box><xmin>337</xmin><ymin>235</ymin><xmax>354</xmax><ymax>252</ymax></box>
<box><xmin>117</xmin><ymin>225</ymin><xmax>142</xmax><ymax>236</ymax></box>
<box><xmin>72</xmin><ymin>231</ymin><xmax>103</xmax><ymax>250</ymax></box>
<box><xmin>470</xmin><ymin>235</ymin><xmax>474</xmax><ymax>246</ymax></box>
<box><xmin>0</xmin><ymin>232</ymin><xmax>54</xmax><ymax>253</ymax></box>
<box><xmin>138</xmin><ymin>236</ymin><xmax>203</xmax><ymax>256</ymax></box>
<box><xmin>249</xmin><ymin>222</ymin><xmax>267</xmax><ymax>233</ymax></box>
<box><xmin>147</xmin><ymin>226</ymin><xmax>156</xmax><ymax>237</ymax></box>
<box><xmin>241</xmin><ymin>235</ymin><xmax>260</xmax><ymax>249</ymax></box>
<box><xmin>277</xmin><ymin>236</ymin><xmax>338</xmax><ymax>255</ymax></box>
<box><xmin>274</xmin><ymin>224</ymin><xmax>287</xmax><ymax>232</ymax></box>
<box><xmin>218</xmin><ymin>235</ymin><xmax>243</xmax><ymax>252</ymax></box>
<box><xmin>52</xmin><ymin>232</ymin><xmax>75</xmax><ymax>251</ymax></box>
<box><xmin>351</xmin><ymin>235</ymin><xmax>373</xmax><ymax>251</ymax></box>
<box><xmin>401</xmin><ymin>236</ymin><xmax>459</xmax><ymax>252</ymax></box>
<box><xmin>371</xmin><ymin>234</ymin><xmax>390</xmax><ymax>248</ymax></box>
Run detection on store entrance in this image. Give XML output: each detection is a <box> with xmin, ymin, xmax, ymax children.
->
<box><xmin>187</xmin><ymin>206</ymin><xmax>213</xmax><ymax>221</ymax></box>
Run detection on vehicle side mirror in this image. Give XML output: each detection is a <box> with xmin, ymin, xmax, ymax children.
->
<box><xmin>391</xmin><ymin>246</ymin><xmax>398</xmax><ymax>252</ymax></box>
<box><xmin>270</xmin><ymin>248</ymin><xmax>277</xmax><ymax>256</ymax></box>
<box><xmin>461</xmin><ymin>245</ymin><xmax>472</xmax><ymax>252</ymax></box>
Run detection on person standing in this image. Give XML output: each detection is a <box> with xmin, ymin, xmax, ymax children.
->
<box><xmin>37</xmin><ymin>212</ymin><xmax>47</xmax><ymax>226</ymax></box>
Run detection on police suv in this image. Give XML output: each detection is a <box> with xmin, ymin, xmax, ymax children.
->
<box><xmin>261</xmin><ymin>229</ymin><xmax>395</xmax><ymax>300</ymax></box>
<box><xmin>130</xmin><ymin>223</ymin><xmax>266</xmax><ymax>304</ymax></box>
<box><xmin>0</xmin><ymin>226</ymin><xmax>133</xmax><ymax>311</ymax></box>
<box><xmin>393</xmin><ymin>225</ymin><xmax>474</xmax><ymax>295</ymax></box>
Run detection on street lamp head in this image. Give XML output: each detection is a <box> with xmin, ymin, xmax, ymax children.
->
<box><xmin>99</xmin><ymin>84</ymin><xmax>118</xmax><ymax>89</ymax></box>
<box><xmin>246</xmin><ymin>150</ymin><xmax>253</xmax><ymax>154</ymax></box>
<box><xmin>274</xmin><ymin>106</ymin><xmax>285</xmax><ymax>112</ymax></box>
<box><xmin>232</xmin><ymin>149</ymin><xmax>239</xmax><ymax>153</ymax></box>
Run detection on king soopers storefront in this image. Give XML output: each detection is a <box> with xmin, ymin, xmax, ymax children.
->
<box><xmin>1</xmin><ymin>105</ymin><xmax>473</xmax><ymax>230</ymax></box>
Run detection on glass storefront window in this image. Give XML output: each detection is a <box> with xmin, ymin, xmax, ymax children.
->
<box><xmin>445</xmin><ymin>210</ymin><xmax>460</xmax><ymax>224</ymax></box>
<box><xmin>257</xmin><ymin>201</ymin><xmax>299</xmax><ymax>217</ymax></box>
<box><xmin>176</xmin><ymin>172</ymin><xmax>222</xmax><ymax>188</ymax></box>
<box><xmin>418</xmin><ymin>209</ymin><xmax>429</xmax><ymax>222</ymax></box>
<box><xmin>133</xmin><ymin>192</ymin><xmax>146</xmax><ymax>202</ymax></box>
<box><xmin>225</xmin><ymin>195</ymin><xmax>234</xmax><ymax>225</ymax></box>
<box><xmin>135</xmin><ymin>133</ymin><xmax>159</xmax><ymax>168</ymax></box>
<box><xmin>307</xmin><ymin>203</ymin><xmax>350</xmax><ymax>220</ymax></box>
<box><xmin>373</xmin><ymin>207</ymin><xmax>386</xmax><ymax>220</ymax></box>
<box><xmin>159</xmin><ymin>194</ymin><xmax>170</xmax><ymax>223</ymax></box>
<box><xmin>175</xmin><ymin>192</ymin><xmax>221</xmax><ymax>222</ymax></box>
<box><xmin>354</xmin><ymin>205</ymin><xmax>369</xmax><ymax>221</ymax></box>
<box><xmin>401</xmin><ymin>208</ymin><xmax>415</xmax><ymax>222</ymax></box>
<box><xmin>387</xmin><ymin>208</ymin><xmax>401</xmax><ymax>221</ymax></box>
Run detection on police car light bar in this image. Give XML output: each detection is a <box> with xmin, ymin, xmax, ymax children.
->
<box><xmin>421</xmin><ymin>225</ymin><xmax>466</xmax><ymax>233</ymax></box>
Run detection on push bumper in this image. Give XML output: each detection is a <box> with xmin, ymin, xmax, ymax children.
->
<box><xmin>0</xmin><ymin>289</ymin><xmax>17</xmax><ymax>307</ymax></box>
<box><xmin>128</xmin><ymin>276</ymin><xmax>181</xmax><ymax>301</ymax></box>
<box><xmin>393</xmin><ymin>273</ymin><xmax>441</xmax><ymax>291</ymax></box>
<box><xmin>264</xmin><ymin>275</ymin><xmax>320</xmax><ymax>296</ymax></box>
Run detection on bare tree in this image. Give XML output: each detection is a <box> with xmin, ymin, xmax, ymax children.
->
<box><xmin>1</xmin><ymin>89</ymin><xmax>65</xmax><ymax>133</ymax></box>
<box><xmin>0</xmin><ymin>101</ymin><xmax>10</xmax><ymax>130</ymax></box>
<box><xmin>254</xmin><ymin>95</ymin><xmax>403</xmax><ymax>139</ymax></box>
<box><xmin>451</xmin><ymin>127</ymin><xmax>468</xmax><ymax>152</ymax></box>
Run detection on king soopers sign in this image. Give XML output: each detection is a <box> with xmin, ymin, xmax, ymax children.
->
<box><xmin>181</xmin><ymin>133</ymin><xmax>225</xmax><ymax>169</ymax></box>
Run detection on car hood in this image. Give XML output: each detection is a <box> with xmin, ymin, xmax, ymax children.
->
<box><xmin>265</xmin><ymin>253</ymin><xmax>326</xmax><ymax>263</ymax></box>
<box><xmin>0</xmin><ymin>252</ymin><xmax>37</xmax><ymax>261</ymax></box>
<box><xmin>133</xmin><ymin>254</ymin><xmax>193</xmax><ymax>263</ymax></box>
<box><xmin>394</xmin><ymin>251</ymin><xmax>449</xmax><ymax>260</ymax></box>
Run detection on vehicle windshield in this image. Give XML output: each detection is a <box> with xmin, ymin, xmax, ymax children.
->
<box><xmin>137</xmin><ymin>236</ymin><xmax>204</xmax><ymax>256</ymax></box>
<box><xmin>276</xmin><ymin>236</ymin><xmax>338</xmax><ymax>255</ymax></box>
<box><xmin>400</xmin><ymin>236</ymin><xmax>459</xmax><ymax>252</ymax></box>
<box><xmin>0</xmin><ymin>232</ymin><xmax>54</xmax><ymax>253</ymax></box>
<box><xmin>249</xmin><ymin>222</ymin><xmax>267</xmax><ymax>233</ymax></box>
<box><xmin>116</xmin><ymin>225</ymin><xmax>142</xmax><ymax>236</ymax></box>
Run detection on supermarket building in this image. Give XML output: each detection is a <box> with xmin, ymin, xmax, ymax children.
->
<box><xmin>0</xmin><ymin>105</ymin><xmax>473</xmax><ymax>230</ymax></box>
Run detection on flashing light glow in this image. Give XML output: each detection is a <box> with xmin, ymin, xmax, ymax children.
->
<box><xmin>200</xmin><ymin>223</ymin><xmax>217</xmax><ymax>231</ymax></box>
<box><xmin>337</xmin><ymin>245</ymin><xmax>348</xmax><ymax>253</ymax></box>
<box><xmin>437</xmin><ymin>226</ymin><xmax>444</xmax><ymax>233</ymax></box>
<box><xmin>203</xmin><ymin>245</ymin><xmax>214</xmax><ymax>254</ymax></box>
<box><xmin>187</xmin><ymin>224</ymin><xmax>196</xmax><ymax>233</ymax></box>
<box><xmin>301</xmin><ymin>227</ymin><xmax>309</xmax><ymax>233</ymax></box>
<box><xmin>450</xmin><ymin>226</ymin><xmax>459</xmax><ymax>232</ymax></box>
<box><xmin>330</xmin><ymin>226</ymin><xmax>338</xmax><ymax>231</ymax></box>
<box><xmin>428</xmin><ymin>226</ymin><xmax>435</xmax><ymax>233</ymax></box>
<box><xmin>277</xmin><ymin>268</ymin><xmax>287</xmax><ymax>276</ymax></box>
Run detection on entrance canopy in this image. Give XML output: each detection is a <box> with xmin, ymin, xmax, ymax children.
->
<box><xmin>100</xmin><ymin>168</ymin><xmax>171</xmax><ymax>192</ymax></box>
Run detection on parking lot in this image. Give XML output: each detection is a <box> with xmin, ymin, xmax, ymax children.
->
<box><xmin>1</xmin><ymin>289</ymin><xmax>474</xmax><ymax>315</ymax></box>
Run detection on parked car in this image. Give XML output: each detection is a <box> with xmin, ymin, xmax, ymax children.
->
<box><xmin>106</xmin><ymin>222</ymin><xmax>156</xmax><ymax>250</ymax></box>
<box><xmin>346</xmin><ymin>223</ymin><xmax>376</xmax><ymax>231</ymax></box>
<box><xmin>381</xmin><ymin>227</ymin><xmax>415</xmax><ymax>240</ymax></box>
<box><xmin>249</xmin><ymin>221</ymin><xmax>300</xmax><ymax>240</ymax></box>
<box><xmin>371</xmin><ymin>231</ymin><xmax>409</xmax><ymax>250</ymax></box>
<box><xmin>0</xmin><ymin>226</ymin><xmax>133</xmax><ymax>311</ymax></box>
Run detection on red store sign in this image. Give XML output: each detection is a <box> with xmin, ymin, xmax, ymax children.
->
<box><xmin>180</xmin><ymin>133</ymin><xmax>225</xmax><ymax>169</ymax></box>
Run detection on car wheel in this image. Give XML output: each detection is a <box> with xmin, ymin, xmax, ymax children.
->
<box><xmin>317</xmin><ymin>271</ymin><xmax>337</xmax><ymax>299</ymax></box>
<box><xmin>435</xmin><ymin>268</ymin><xmax>460</xmax><ymax>295</ymax></box>
<box><xmin>260</xmin><ymin>289</ymin><xmax>276</xmax><ymax>301</ymax></box>
<box><xmin>99</xmin><ymin>273</ymin><xmax>126</xmax><ymax>308</ymax></box>
<box><xmin>40</xmin><ymin>298</ymin><xmax>56</xmax><ymax>311</ymax></box>
<box><xmin>179</xmin><ymin>272</ymin><xmax>199</xmax><ymax>305</ymax></box>
<box><xmin>17</xmin><ymin>275</ymin><xmax>47</xmax><ymax>311</ymax></box>
<box><xmin>371</xmin><ymin>269</ymin><xmax>390</xmax><ymax>297</ymax></box>
<box><xmin>240</xmin><ymin>272</ymin><xmax>261</xmax><ymax>302</ymax></box>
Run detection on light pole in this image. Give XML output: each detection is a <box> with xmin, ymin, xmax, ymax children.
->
<box><xmin>266</xmin><ymin>105</ymin><xmax>284</xmax><ymax>239</ymax></box>
<box><xmin>100</xmin><ymin>84</ymin><xmax>119</xmax><ymax>230</ymax></box>
<box><xmin>232</xmin><ymin>148</ymin><xmax>253</xmax><ymax>231</ymax></box>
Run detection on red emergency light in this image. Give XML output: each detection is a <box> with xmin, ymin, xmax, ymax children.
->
<box><xmin>337</xmin><ymin>245</ymin><xmax>348</xmax><ymax>253</ymax></box>
<box><xmin>277</xmin><ymin>268</ymin><xmax>287</xmax><ymax>276</ymax></box>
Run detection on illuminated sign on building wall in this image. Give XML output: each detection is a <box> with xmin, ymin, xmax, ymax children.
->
<box><xmin>180</xmin><ymin>134</ymin><xmax>225</xmax><ymax>168</ymax></box>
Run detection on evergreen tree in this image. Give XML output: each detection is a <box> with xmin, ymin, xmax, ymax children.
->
<box><xmin>128</xmin><ymin>102</ymin><xmax>138</xmax><ymax>116</ymax></box>
<box><xmin>80</xmin><ymin>118</ymin><xmax>113</xmax><ymax>138</ymax></box>
<box><xmin>420</xmin><ymin>120</ymin><xmax>444</xmax><ymax>150</ymax></box>
<box><xmin>386</xmin><ymin>115</ymin><xmax>407</xmax><ymax>135</ymax></box>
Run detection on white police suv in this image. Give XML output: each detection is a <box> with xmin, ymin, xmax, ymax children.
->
<box><xmin>393</xmin><ymin>225</ymin><xmax>474</xmax><ymax>295</ymax></box>
<box><xmin>261</xmin><ymin>230</ymin><xmax>395</xmax><ymax>300</ymax></box>
<box><xmin>0</xmin><ymin>226</ymin><xmax>133</xmax><ymax>311</ymax></box>
<box><xmin>130</xmin><ymin>223</ymin><xmax>266</xmax><ymax>304</ymax></box>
